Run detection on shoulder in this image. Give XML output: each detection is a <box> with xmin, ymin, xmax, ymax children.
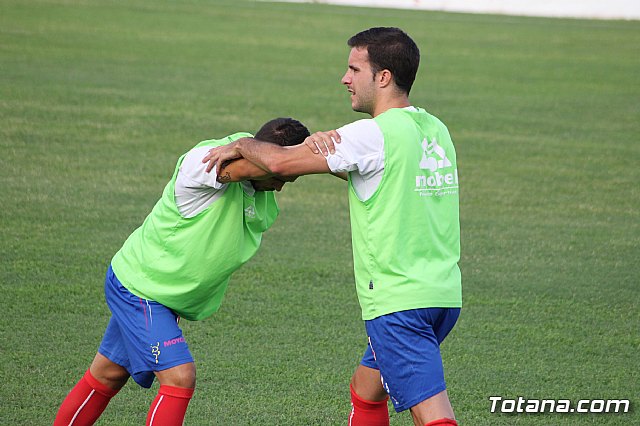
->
<box><xmin>179</xmin><ymin>131</ymin><xmax>253</xmax><ymax>184</ymax></box>
<box><xmin>192</xmin><ymin>132</ymin><xmax>253</xmax><ymax>150</ymax></box>
<box><xmin>335</xmin><ymin>119</ymin><xmax>384</xmax><ymax>157</ymax></box>
<box><xmin>181</xmin><ymin>146</ymin><xmax>215</xmax><ymax>175</ymax></box>
<box><xmin>337</xmin><ymin>119</ymin><xmax>382</xmax><ymax>141</ymax></box>
<box><xmin>178</xmin><ymin>146</ymin><xmax>223</xmax><ymax>189</ymax></box>
<box><xmin>326</xmin><ymin>119</ymin><xmax>385</xmax><ymax>175</ymax></box>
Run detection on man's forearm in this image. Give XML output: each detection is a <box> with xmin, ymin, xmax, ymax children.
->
<box><xmin>216</xmin><ymin>158</ymin><xmax>274</xmax><ymax>183</ymax></box>
<box><xmin>234</xmin><ymin>138</ymin><xmax>284</xmax><ymax>174</ymax></box>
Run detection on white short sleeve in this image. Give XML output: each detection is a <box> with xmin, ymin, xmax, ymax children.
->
<box><xmin>174</xmin><ymin>146</ymin><xmax>228</xmax><ymax>218</ymax></box>
<box><xmin>178</xmin><ymin>146</ymin><xmax>226</xmax><ymax>190</ymax></box>
<box><xmin>326</xmin><ymin>119</ymin><xmax>385</xmax><ymax>201</ymax></box>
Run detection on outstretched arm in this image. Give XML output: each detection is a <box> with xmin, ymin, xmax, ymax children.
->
<box><xmin>203</xmin><ymin>131</ymin><xmax>343</xmax><ymax>179</ymax></box>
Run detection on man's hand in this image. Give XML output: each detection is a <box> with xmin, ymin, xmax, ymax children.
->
<box><xmin>304</xmin><ymin>130</ymin><xmax>341</xmax><ymax>156</ymax></box>
<box><xmin>202</xmin><ymin>141</ymin><xmax>242</xmax><ymax>174</ymax></box>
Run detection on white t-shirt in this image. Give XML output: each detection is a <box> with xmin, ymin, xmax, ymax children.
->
<box><xmin>326</xmin><ymin>107</ymin><xmax>417</xmax><ymax>201</ymax></box>
<box><xmin>174</xmin><ymin>146</ymin><xmax>255</xmax><ymax>218</ymax></box>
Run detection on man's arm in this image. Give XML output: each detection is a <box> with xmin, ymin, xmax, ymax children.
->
<box><xmin>204</xmin><ymin>135</ymin><xmax>335</xmax><ymax>179</ymax></box>
<box><xmin>215</xmin><ymin>158</ymin><xmax>275</xmax><ymax>183</ymax></box>
<box><xmin>237</xmin><ymin>138</ymin><xmax>332</xmax><ymax>177</ymax></box>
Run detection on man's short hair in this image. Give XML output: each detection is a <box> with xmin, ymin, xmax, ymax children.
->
<box><xmin>348</xmin><ymin>27</ymin><xmax>420</xmax><ymax>95</ymax></box>
<box><xmin>255</xmin><ymin>118</ymin><xmax>310</xmax><ymax>147</ymax></box>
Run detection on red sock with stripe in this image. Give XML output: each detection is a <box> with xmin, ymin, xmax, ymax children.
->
<box><xmin>146</xmin><ymin>385</ymin><xmax>194</xmax><ymax>426</ymax></box>
<box><xmin>53</xmin><ymin>369</ymin><xmax>119</xmax><ymax>426</ymax></box>
<box><xmin>348</xmin><ymin>384</ymin><xmax>389</xmax><ymax>426</ymax></box>
<box><xmin>425</xmin><ymin>418</ymin><xmax>458</xmax><ymax>426</ymax></box>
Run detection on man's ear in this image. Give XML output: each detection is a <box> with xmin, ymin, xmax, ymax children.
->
<box><xmin>377</xmin><ymin>69</ymin><xmax>393</xmax><ymax>88</ymax></box>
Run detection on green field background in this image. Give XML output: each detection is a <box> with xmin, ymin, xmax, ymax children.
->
<box><xmin>1</xmin><ymin>1</ymin><xmax>638</xmax><ymax>424</ymax></box>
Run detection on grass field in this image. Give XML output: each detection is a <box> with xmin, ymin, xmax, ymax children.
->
<box><xmin>1</xmin><ymin>0</ymin><xmax>638</xmax><ymax>424</ymax></box>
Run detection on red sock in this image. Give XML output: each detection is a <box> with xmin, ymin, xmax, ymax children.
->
<box><xmin>53</xmin><ymin>369</ymin><xmax>119</xmax><ymax>426</ymax></box>
<box><xmin>425</xmin><ymin>419</ymin><xmax>458</xmax><ymax>426</ymax></box>
<box><xmin>348</xmin><ymin>384</ymin><xmax>389</xmax><ymax>426</ymax></box>
<box><xmin>146</xmin><ymin>385</ymin><xmax>194</xmax><ymax>426</ymax></box>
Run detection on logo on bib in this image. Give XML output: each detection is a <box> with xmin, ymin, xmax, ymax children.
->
<box><xmin>419</xmin><ymin>137</ymin><xmax>451</xmax><ymax>172</ymax></box>
<box><xmin>244</xmin><ymin>205</ymin><xmax>256</xmax><ymax>219</ymax></box>
<box><xmin>415</xmin><ymin>137</ymin><xmax>458</xmax><ymax>197</ymax></box>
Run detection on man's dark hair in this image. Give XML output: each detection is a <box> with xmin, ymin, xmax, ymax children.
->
<box><xmin>348</xmin><ymin>27</ymin><xmax>420</xmax><ymax>95</ymax></box>
<box><xmin>255</xmin><ymin>117</ymin><xmax>310</xmax><ymax>147</ymax></box>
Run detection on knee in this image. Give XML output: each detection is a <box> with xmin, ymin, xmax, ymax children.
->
<box><xmin>90</xmin><ymin>365</ymin><xmax>129</xmax><ymax>390</ymax></box>
<box><xmin>157</xmin><ymin>362</ymin><xmax>196</xmax><ymax>389</ymax></box>
<box><xmin>175</xmin><ymin>364</ymin><xmax>196</xmax><ymax>389</ymax></box>
<box><xmin>351</xmin><ymin>366</ymin><xmax>388</xmax><ymax>402</ymax></box>
<box><xmin>90</xmin><ymin>354</ymin><xmax>130</xmax><ymax>390</ymax></box>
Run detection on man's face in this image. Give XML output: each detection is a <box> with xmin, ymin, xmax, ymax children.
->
<box><xmin>341</xmin><ymin>47</ymin><xmax>377</xmax><ymax>115</ymax></box>
<box><xmin>250</xmin><ymin>175</ymin><xmax>297</xmax><ymax>192</ymax></box>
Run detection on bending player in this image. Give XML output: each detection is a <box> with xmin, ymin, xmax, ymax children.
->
<box><xmin>53</xmin><ymin>118</ymin><xmax>309</xmax><ymax>426</ymax></box>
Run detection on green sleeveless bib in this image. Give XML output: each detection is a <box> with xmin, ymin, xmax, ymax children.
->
<box><xmin>349</xmin><ymin>108</ymin><xmax>462</xmax><ymax>320</ymax></box>
<box><xmin>111</xmin><ymin>133</ymin><xmax>279</xmax><ymax>320</ymax></box>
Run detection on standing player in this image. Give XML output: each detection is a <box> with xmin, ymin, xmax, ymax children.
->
<box><xmin>202</xmin><ymin>28</ymin><xmax>462</xmax><ymax>426</ymax></box>
<box><xmin>53</xmin><ymin>118</ymin><xmax>309</xmax><ymax>426</ymax></box>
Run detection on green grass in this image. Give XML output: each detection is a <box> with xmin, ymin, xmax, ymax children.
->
<box><xmin>1</xmin><ymin>0</ymin><xmax>638</xmax><ymax>424</ymax></box>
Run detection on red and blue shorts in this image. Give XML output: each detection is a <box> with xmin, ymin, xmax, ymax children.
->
<box><xmin>98</xmin><ymin>266</ymin><xmax>194</xmax><ymax>388</ymax></box>
<box><xmin>360</xmin><ymin>307</ymin><xmax>460</xmax><ymax>412</ymax></box>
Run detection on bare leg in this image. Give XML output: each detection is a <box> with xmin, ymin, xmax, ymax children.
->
<box><xmin>348</xmin><ymin>365</ymin><xmax>390</xmax><ymax>426</ymax></box>
<box><xmin>153</xmin><ymin>362</ymin><xmax>196</xmax><ymax>388</ymax></box>
<box><xmin>409</xmin><ymin>390</ymin><xmax>455</xmax><ymax>426</ymax></box>
<box><xmin>89</xmin><ymin>353</ymin><xmax>130</xmax><ymax>390</ymax></box>
<box><xmin>351</xmin><ymin>365</ymin><xmax>387</xmax><ymax>401</ymax></box>
<box><xmin>352</xmin><ymin>365</ymin><xmax>454</xmax><ymax>426</ymax></box>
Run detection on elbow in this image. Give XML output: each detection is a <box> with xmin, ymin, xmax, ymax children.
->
<box><xmin>268</xmin><ymin>162</ymin><xmax>286</xmax><ymax>176</ymax></box>
<box><xmin>263</xmin><ymin>154</ymin><xmax>290</xmax><ymax>176</ymax></box>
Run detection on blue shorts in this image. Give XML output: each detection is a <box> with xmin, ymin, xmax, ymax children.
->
<box><xmin>98</xmin><ymin>266</ymin><xmax>194</xmax><ymax>388</ymax></box>
<box><xmin>361</xmin><ymin>307</ymin><xmax>460</xmax><ymax>412</ymax></box>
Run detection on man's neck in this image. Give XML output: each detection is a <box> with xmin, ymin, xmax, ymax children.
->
<box><xmin>371</xmin><ymin>95</ymin><xmax>411</xmax><ymax>117</ymax></box>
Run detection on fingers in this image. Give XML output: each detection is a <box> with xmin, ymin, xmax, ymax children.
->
<box><xmin>202</xmin><ymin>144</ymin><xmax>241</xmax><ymax>173</ymax></box>
<box><xmin>327</xmin><ymin>129</ymin><xmax>341</xmax><ymax>144</ymax></box>
<box><xmin>304</xmin><ymin>136</ymin><xmax>321</xmax><ymax>154</ymax></box>
<box><xmin>203</xmin><ymin>149</ymin><xmax>218</xmax><ymax>173</ymax></box>
<box><xmin>304</xmin><ymin>130</ymin><xmax>341</xmax><ymax>156</ymax></box>
<box><xmin>203</xmin><ymin>148</ymin><xmax>228</xmax><ymax>173</ymax></box>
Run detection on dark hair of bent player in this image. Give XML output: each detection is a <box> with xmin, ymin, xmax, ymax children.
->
<box><xmin>255</xmin><ymin>117</ymin><xmax>310</xmax><ymax>147</ymax></box>
<box><xmin>218</xmin><ymin>118</ymin><xmax>309</xmax><ymax>190</ymax></box>
<box><xmin>219</xmin><ymin>117</ymin><xmax>309</xmax><ymax>173</ymax></box>
<box><xmin>348</xmin><ymin>27</ymin><xmax>420</xmax><ymax>95</ymax></box>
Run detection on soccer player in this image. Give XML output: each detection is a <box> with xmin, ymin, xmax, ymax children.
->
<box><xmin>202</xmin><ymin>28</ymin><xmax>462</xmax><ymax>426</ymax></box>
<box><xmin>53</xmin><ymin>118</ymin><xmax>310</xmax><ymax>426</ymax></box>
